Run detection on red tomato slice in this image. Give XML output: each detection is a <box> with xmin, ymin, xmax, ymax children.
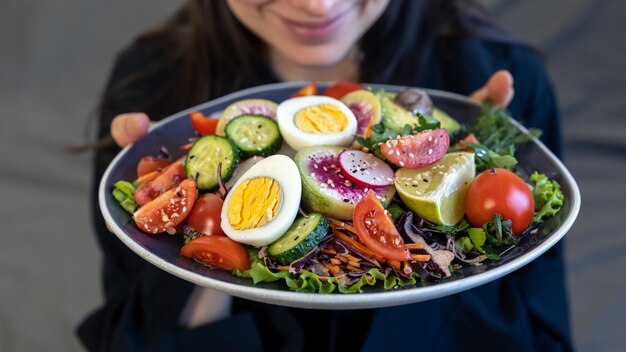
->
<box><xmin>134</xmin><ymin>161</ymin><xmax>186</xmax><ymax>206</ymax></box>
<box><xmin>291</xmin><ymin>82</ymin><xmax>318</xmax><ymax>97</ymax></box>
<box><xmin>380</xmin><ymin>129</ymin><xmax>450</xmax><ymax>168</ymax></box>
<box><xmin>180</xmin><ymin>235</ymin><xmax>250</xmax><ymax>271</ymax></box>
<box><xmin>134</xmin><ymin>178</ymin><xmax>197</xmax><ymax>234</ymax></box>
<box><xmin>323</xmin><ymin>82</ymin><xmax>365</xmax><ymax>99</ymax></box>
<box><xmin>353</xmin><ymin>192</ymin><xmax>410</xmax><ymax>261</ymax></box>
<box><xmin>465</xmin><ymin>168</ymin><xmax>534</xmax><ymax>236</ymax></box>
<box><xmin>186</xmin><ymin>193</ymin><xmax>225</xmax><ymax>236</ymax></box>
<box><xmin>137</xmin><ymin>156</ymin><xmax>173</xmax><ymax>178</ymax></box>
<box><xmin>458</xmin><ymin>133</ymin><xmax>480</xmax><ymax>152</ymax></box>
<box><xmin>190</xmin><ymin>112</ymin><xmax>219</xmax><ymax>136</ymax></box>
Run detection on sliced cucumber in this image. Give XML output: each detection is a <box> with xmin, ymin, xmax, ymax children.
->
<box><xmin>225</xmin><ymin>114</ymin><xmax>282</xmax><ymax>157</ymax></box>
<box><xmin>268</xmin><ymin>213</ymin><xmax>329</xmax><ymax>264</ymax></box>
<box><xmin>185</xmin><ymin>135</ymin><xmax>239</xmax><ymax>190</ymax></box>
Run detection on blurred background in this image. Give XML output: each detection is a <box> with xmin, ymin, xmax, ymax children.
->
<box><xmin>1</xmin><ymin>0</ymin><xmax>624</xmax><ymax>351</ymax></box>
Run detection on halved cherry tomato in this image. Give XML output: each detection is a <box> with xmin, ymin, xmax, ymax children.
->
<box><xmin>190</xmin><ymin>111</ymin><xmax>219</xmax><ymax>136</ymax></box>
<box><xmin>353</xmin><ymin>192</ymin><xmax>411</xmax><ymax>261</ymax></box>
<box><xmin>137</xmin><ymin>156</ymin><xmax>173</xmax><ymax>178</ymax></box>
<box><xmin>186</xmin><ymin>193</ymin><xmax>225</xmax><ymax>236</ymax></box>
<box><xmin>323</xmin><ymin>82</ymin><xmax>365</xmax><ymax>99</ymax></box>
<box><xmin>380</xmin><ymin>129</ymin><xmax>450</xmax><ymax>168</ymax></box>
<box><xmin>465</xmin><ymin>168</ymin><xmax>534</xmax><ymax>236</ymax></box>
<box><xmin>291</xmin><ymin>82</ymin><xmax>318</xmax><ymax>97</ymax></box>
<box><xmin>134</xmin><ymin>161</ymin><xmax>186</xmax><ymax>206</ymax></box>
<box><xmin>458</xmin><ymin>133</ymin><xmax>480</xmax><ymax>152</ymax></box>
<box><xmin>134</xmin><ymin>178</ymin><xmax>197</xmax><ymax>234</ymax></box>
<box><xmin>180</xmin><ymin>235</ymin><xmax>250</xmax><ymax>271</ymax></box>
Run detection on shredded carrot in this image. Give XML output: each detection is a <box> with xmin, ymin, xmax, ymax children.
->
<box><xmin>346</xmin><ymin>264</ymin><xmax>363</xmax><ymax>272</ymax></box>
<box><xmin>320</xmin><ymin>248</ymin><xmax>337</xmax><ymax>255</ymax></box>
<box><xmin>345</xmin><ymin>254</ymin><xmax>362</xmax><ymax>263</ymax></box>
<box><xmin>333</xmin><ymin>230</ymin><xmax>385</xmax><ymax>263</ymax></box>
<box><xmin>328</xmin><ymin>218</ymin><xmax>357</xmax><ymax>234</ymax></box>
<box><xmin>406</xmin><ymin>243</ymin><xmax>424</xmax><ymax>250</ymax></box>
<box><xmin>323</xmin><ymin>263</ymin><xmax>342</xmax><ymax>275</ymax></box>
<box><xmin>135</xmin><ymin>170</ymin><xmax>159</xmax><ymax>185</ymax></box>
<box><xmin>411</xmin><ymin>254</ymin><xmax>431</xmax><ymax>262</ymax></box>
<box><xmin>348</xmin><ymin>261</ymin><xmax>361</xmax><ymax>268</ymax></box>
<box><xmin>329</xmin><ymin>258</ymin><xmax>342</xmax><ymax>265</ymax></box>
<box><xmin>387</xmin><ymin>259</ymin><xmax>402</xmax><ymax>270</ymax></box>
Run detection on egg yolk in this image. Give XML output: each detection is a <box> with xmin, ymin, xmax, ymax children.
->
<box><xmin>294</xmin><ymin>104</ymin><xmax>348</xmax><ymax>133</ymax></box>
<box><xmin>227</xmin><ymin>176</ymin><xmax>282</xmax><ymax>230</ymax></box>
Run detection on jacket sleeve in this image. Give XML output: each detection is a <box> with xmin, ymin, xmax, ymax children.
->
<box><xmin>364</xmin><ymin>41</ymin><xmax>573</xmax><ymax>352</ymax></box>
<box><xmin>77</xmin><ymin>44</ymin><xmax>264</xmax><ymax>352</ymax></box>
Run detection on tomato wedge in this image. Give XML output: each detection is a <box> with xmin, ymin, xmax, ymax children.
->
<box><xmin>180</xmin><ymin>235</ymin><xmax>250</xmax><ymax>271</ymax></box>
<box><xmin>458</xmin><ymin>133</ymin><xmax>480</xmax><ymax>152</ymax></box>
<box><xmin>291</xmin><ymin>82</ymin><xmax>318</xmax><ymax>97</ymax></box>
<box><xmin>134</xmin><ymin>161</ymin><xmax>186</xmax><ymax>206</ymax></box>
<box><xmin>323</xmin><ymin>82</ymin><xmax>365</xmax><ymax>99</ymax></box>
<box><xmin>380</xmin><ymin>129</ymin><xmax>450</xmax><ymax>168</ymax></box>
<box><xmin>190</xmin><ymin>111</ymin><xmax>219</xmax><ymax>136</ymax></box>
<box><xmin>186</xmin><ymin>193</ymin><xmax>225</xmax><ymax>236</ymax></box>
<box><xmin>353</xmin><ymin>192</ymin><xmax>410</xmax><ymax>261</ymax></box>
<box><xmin>134</xmin><ymin>178</ymin><xmax>197</xmax><ymax>234</ymax></box>
<box><xmin>137</xmin><ymin>156</ymin><xmax>173</xmax><ymax>178</ymax></box>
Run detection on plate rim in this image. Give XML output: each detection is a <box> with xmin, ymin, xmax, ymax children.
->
<box><xmin>99</xmin><ymin>82</ymin><xmax>581</xmax><ymax>309</ymax></box>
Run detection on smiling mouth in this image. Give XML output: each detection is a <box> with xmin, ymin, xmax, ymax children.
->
<box><xmin>280</xmin><ymin>11</ymin><xmax>350</xmax><ymax>42</ymax></box>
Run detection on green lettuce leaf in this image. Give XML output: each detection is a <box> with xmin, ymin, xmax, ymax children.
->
<box><xmin>529</xmin><ymin>172</ymin><xmax>564</xmax><ymax>223</ymax></box>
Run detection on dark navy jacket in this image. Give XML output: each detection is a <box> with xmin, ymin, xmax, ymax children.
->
<box><xmin>79</xmin><ymin>12</ymin><xmax>572</xmax><ymax>352</ymax></box>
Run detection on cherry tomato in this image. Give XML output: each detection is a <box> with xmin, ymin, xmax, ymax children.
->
<box><xmin>180</xmin><ymin>235</ymin><xmax>250</xmax><ymax>271</ymax></box>
<box><xmin>134</xmin><ymin>178</ymin><xmax>197</xmax><ymax>234</ymax></box>
<box><xmin>379</xmin><ymin>129</ymin><xmax>449</xmax><ymax>168</ymax></box>
<box><xmin>186</xmin><ymin>193</ymin><xmax>225</xmax><ymax>236</ymax></box>
<box><xmin>291</xmin><ymin>82</ymin><xmax>318</xmax><ymax>97</ymax></box>
<box><xmin>465</xmin><ymin>168</ymin><xmax>534</xmax><ymax>236</ymax></box>
<box><xmin>137</xmin><ymin>156</ymin><xmax>173</xmax><ymax>178</ymax></box>
<box><xmin>458</xmin><ymin>133</ymin><xmax>480</xmax><ymax>152</ymax></box>
<box><xmin>134</xmin><ymin>161</ymin><xmax>186</xmax><ymax>206</ymax></box>
<box><xmin>353</xmin><ymin>192</ymin><xmax>411</xmax><ymax>261</ymax></box>
<box><xmin>190</xmin><ymin>111</ymin><xmax>219</xmax><ymax>136</ymax></box>
<box><xmin>323</xmin><ymin>82</ymin><xmax>365</xmax><ymax>99</ymax></box>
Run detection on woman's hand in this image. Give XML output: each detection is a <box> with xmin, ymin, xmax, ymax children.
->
<box><xmin>111</xmin><ymin>112</ymin><xmax>151</xmax><ymax>148</ymax></box>
<box><xmin>470</xmin><ymin>70</ymin><xmax>514</xmax><ymax>107</ymax></box>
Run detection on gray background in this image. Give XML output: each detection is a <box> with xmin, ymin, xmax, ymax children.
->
<box><xmin>1</xmin><ymin>1</ymin><xmax>624</xmax><ymax>351</ymax></box>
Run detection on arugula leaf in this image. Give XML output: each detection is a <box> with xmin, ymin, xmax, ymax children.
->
<box><xmin>455</xmin><ymin>237</ymin><xmax>474</xmax><ymax>254</ymax></box>
<box><xmin>483</xmin><ymin>213</ymin><xmax>518</xmax><ymax>246</ymax></box>
<box><xmin>434</xmin><ymin>219</ymin><xmax>470</xmax><ymax>233</ymax></box>
<box><xmin>457</xmin><ymin>102</ymin><xmax>540</xmax><ymax>172</ymax></box>
<box><xmin>529</xmin><ymin>172</ymin><xmax>564</xmax><ymax>223</ymax></box>
<box><xmin>467</xmin><ymin>227</ymin><xmax>487</xmax><ymax>253</ymax></box>
<box><xmin>385</xmin><ymin>197</ymin><xmax>407</xmax><ymax>223</ymax></box>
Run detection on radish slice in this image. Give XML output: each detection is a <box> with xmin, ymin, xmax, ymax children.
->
<box><xmin>338</xmin><ymin>150</ymin><xmax>394</xmax><ymax>188</ymax></box>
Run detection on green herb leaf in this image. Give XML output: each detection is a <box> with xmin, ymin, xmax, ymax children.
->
<box><xmin>112</xmin><ymin>180</ymin><xmax>138</xmax><ymax>214</ymax></box>
<box><xmin>529</xmin><ymin>172</ymin><xmax>564</xmax><ymax>223</ymax></box>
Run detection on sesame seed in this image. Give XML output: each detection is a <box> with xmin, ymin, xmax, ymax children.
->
<box><xmin>399</xmin><ymin>161</ymin><xmax>405</xmax><ymax>167</ymax></box>
<box><xmin>428</xmin><ymin>136</ymin><xmax>432</xmax><ymax>141</ymax></box>
<box><xmin>409</xmin><ymin>153</ymin><xmax>415</xmax><ymax>158</ymax></box>
<box><xmin>428</xmin><ymin>149</ymin><xmax>433</xmax><ymax>155</ymax></box>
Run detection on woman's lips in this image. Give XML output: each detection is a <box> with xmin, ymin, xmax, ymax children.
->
<box><xmin>281</xmin><ymin>11</ymin><xmax>349</xmax><ymax>42</ymax></box>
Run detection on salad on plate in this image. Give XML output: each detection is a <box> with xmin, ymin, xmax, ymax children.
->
<box><xmin>110</xmin><ymin>82</ymin><xmax>565</xmax><ymax>294</ymax></box>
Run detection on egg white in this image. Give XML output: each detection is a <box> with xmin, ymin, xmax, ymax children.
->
<box><xmin>220</xmin><ymin>154</ymin><xmax>302</xmax><ymax>247</ymax></box>
<box><xmin>277</xmin><ymin>96</ymin><xmax>357</xmax><ymax>151</ymax></box>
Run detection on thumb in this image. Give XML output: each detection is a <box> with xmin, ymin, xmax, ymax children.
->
<box><xmin>111</xmin><ymin>113</ymin><xmax>151</xmax><ymax>147</ymax></box>
<box><xmin>470</xmin><ymin>70</ymin><xmax>514</xmax><ymax>107</ymax></box>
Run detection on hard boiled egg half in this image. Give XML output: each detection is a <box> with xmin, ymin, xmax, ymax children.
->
<box><xmin>277</xmin><ymin>96</ymin><xmax>357</xmax><ymax>151</ymax></box>
<box><xmin>221</xmin><ymin>154</ymin><xmax>301</xmax><ymax>247</ymax></box>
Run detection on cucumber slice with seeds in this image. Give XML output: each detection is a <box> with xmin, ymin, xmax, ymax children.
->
<box><xmin>185</xmin><ymin>135</ymin><xmax>239</xmax><ymax>190</ymax></box>
<box><xmin>268</xmin><ymin>213</ymin><xmax>329</xmax><ymax>265</ymax></box>
<box><xmin>225</xmin><ymin>114</ymin><xmax>282</xmax><ymax>157</ymax></box>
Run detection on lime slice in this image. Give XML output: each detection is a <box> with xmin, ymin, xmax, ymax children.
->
<box><xmin>394</xmin><ymin>152</ymin><xmax>475</xmax><ymax>226</ymax></box>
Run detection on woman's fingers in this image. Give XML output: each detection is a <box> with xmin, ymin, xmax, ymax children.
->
<box><xmin>111</xmin><ymin>113</ymin><xmax>151</xmax><ymax>147</ymax></box>
<box><xmin>470</xmin><ymin>70</ymin><xmax>514</xmax><ymax>107</ymax></box>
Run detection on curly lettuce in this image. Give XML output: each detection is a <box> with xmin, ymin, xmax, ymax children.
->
<box><xmin>529</xmin><ymin>172</ymin><xmax>564</xmax><ymax>223</ymax></box>
<box><xmin>234</xmin><ymin>250</ymin><xmax>417</xmax><ymax>294</ymax></box>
